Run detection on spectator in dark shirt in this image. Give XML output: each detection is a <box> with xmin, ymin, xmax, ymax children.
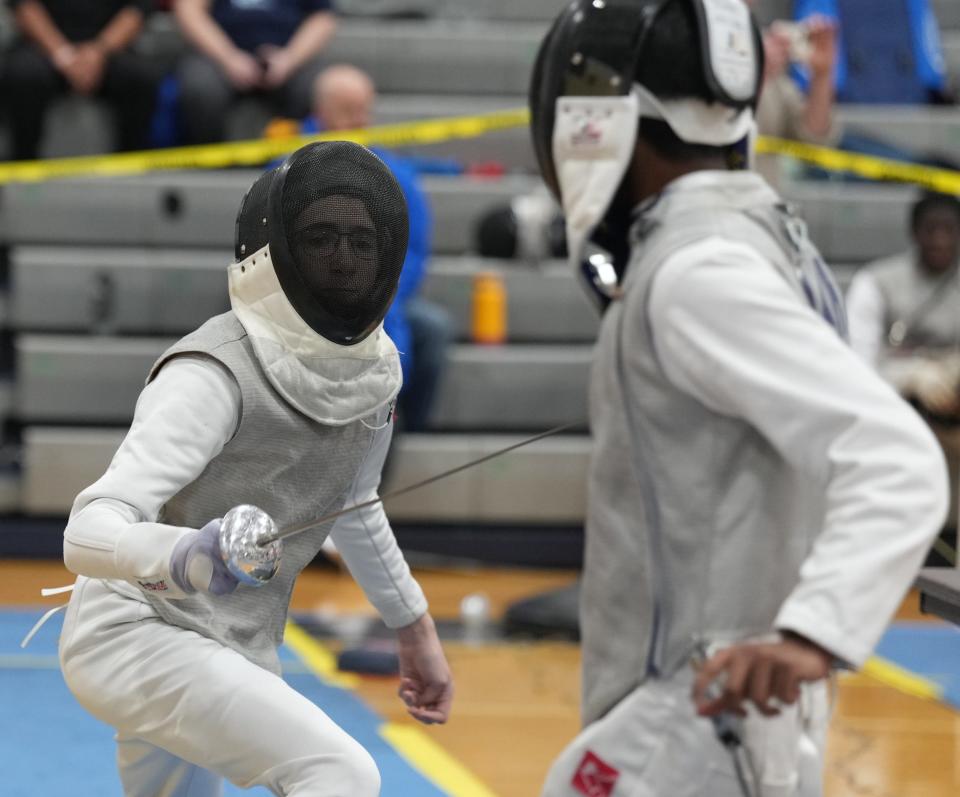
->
<box><xmin>173</xmin><ymin>0</ymin><xmax>336</xmax><ymax>144</ymax></box>
<box><xmin>0</xmin><ymin>0</ymin><xmax>157</xmax><ymax>160</ymax></box>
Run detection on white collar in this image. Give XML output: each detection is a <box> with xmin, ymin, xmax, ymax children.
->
<box><xmin>227</xmin><ymin>245</ymin><xmax>401</xmax><ymax>425</ymax></box>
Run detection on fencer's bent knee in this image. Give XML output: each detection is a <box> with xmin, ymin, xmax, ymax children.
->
<box><xmin>326</xmin><ymin>742</ymin><xmax>380</xmax><ymax>797</ymax></box>
<box><xmin>344</xmin><ymin>745</ymin><xmax>381</xmax><ymax>797</ymax></box>
<box><xmin>277</xmin><ymin>740</ymin><xmax>381</xmax><ymax>797</ymax></box>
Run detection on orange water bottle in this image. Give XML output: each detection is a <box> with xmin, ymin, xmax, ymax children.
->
<box><xmin>471</xmin><ymin>270</ymin><xmax>507</xmax><ymax>345</ymax></box>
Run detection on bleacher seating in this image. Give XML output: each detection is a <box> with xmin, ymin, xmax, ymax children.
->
<box><xmin>944</xmin><ymin>33</ymin><xmax>960</xmax><ymax>80</ymax></box>
<box><xmin>0</xmin><ymin>0</ymin><xmax>956</xmax><ymax>540</ymax></box>
<box><xmin>12</xmin><ymin>334</ymin><xmax>591</xmax><ymax>428</ymax></box>
<box><xmin>19</xmin><ymin>426</ymin><xmax>590</xmax><ymax>522</ymax></box>
<box><xmin>0</xmin><ymin>173</ymin><xmax>917</xmax><ymax>262</ymax></box>
<box><xmin>0</xmin><ymin>173</ymin><xmax>536</xmax><ymax>253</ymax></box>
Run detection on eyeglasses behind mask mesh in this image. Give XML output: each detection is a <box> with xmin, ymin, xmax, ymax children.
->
<box><xmin>295</xmin><ymin>223</ymin><xmax>378</xmax><ymax>261</ymax></box>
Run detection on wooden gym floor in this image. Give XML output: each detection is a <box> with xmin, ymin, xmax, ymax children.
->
<box><xmin>2</xmin><ymin>559</ymin><xmax>957</xmax><ymax>797</ymax></box>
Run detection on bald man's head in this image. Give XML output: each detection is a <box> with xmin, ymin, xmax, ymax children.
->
<box><xmin>314</xmin><ymin>65</ymin><xmax>376</xmax><ymax>131</ymax></box>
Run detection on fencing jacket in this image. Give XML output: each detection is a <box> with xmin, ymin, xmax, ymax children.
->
<box><xmin>847</xmin><ymin>251</ymin><xmax>960</xmax><ymax>366</ymax></box>
<box><xmin>581</xmin><ymin>170</ymin><xmax>948</xmax><ymax>726</ymax></box>
<box><xmin>62</xmin><ymin>311</ymin><xmax>426</xmax><ymax>674</ymax></box>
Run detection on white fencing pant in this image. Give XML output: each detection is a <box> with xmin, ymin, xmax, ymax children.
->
<box><xmin>541</xmin><ymin>668</ymin><xmax>829</xmax><ymax>797</ymax></box>
<box><xmin>59</xmin><ymin>577</ymin><xmax>381</xmax><ymax>797</ymax></box>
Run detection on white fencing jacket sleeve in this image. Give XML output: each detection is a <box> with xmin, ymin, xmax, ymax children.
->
<box><xmin>63</xmin><ymin>355</ymin><xmax>427</xmax><ymax>625</ymax></box>
<box><xmin>649</xmin><ymin>237</ymin><xmax>949</xmax><ymax>668</ymax></box>
<box><xmin>329</xmin><ymin>420</ymin><xmax>428</xmax><ymax>628</ymax></box>
<box><xmin>845</xmin><ymin>268</ymin><xmax>885</xmax><ymax>367</ymax></box>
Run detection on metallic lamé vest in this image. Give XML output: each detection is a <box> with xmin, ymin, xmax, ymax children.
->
<box><xmin>141</xmin><ymin>312</ymin><xmax>378</xmax><ymax>673</ymax></box>
<box><xmin>581</xmin><ymin>175</ymin><xmax>845</xmax><ymax>725</ymax></box>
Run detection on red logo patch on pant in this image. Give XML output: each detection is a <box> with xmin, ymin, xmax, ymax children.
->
<box><xmin>572</xmin><ymin>750</ymin><xmax>620</xmax><ymax>797</ymax></box>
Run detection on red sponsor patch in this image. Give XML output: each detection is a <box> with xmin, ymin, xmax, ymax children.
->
<box><xmin>137</xmin><ymin>579</ymin><xmax>169</xmax><ymax>592</ymax></box>
<box><xmin>572</xmin><ymin>750</ymin><xmax>620</xmax><ymax>797</ymax></box>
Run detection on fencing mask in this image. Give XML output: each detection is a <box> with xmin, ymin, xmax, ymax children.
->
<box><xmin>235</xmin><ymin>140</ymin><xmax>408</xmax><ymax>345</ymax></box>
<box><xmin>229</xmin><ymin>141</ymin><xmax>408</xmax><ymax>424</ymax></box>
<box><xmin>529</xmin><ymin>0</ymin><xmax>763</xmax><ymax>311</ymax></box>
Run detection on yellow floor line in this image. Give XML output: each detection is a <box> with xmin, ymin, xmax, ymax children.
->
<box><xmin>283</xmin><ymin>620</ymin><xmax>360</xmax><ymax>689</ymax></box>
<box><xmin>284</xmin><ymin>620</ymin><xmax>498</xmax><ymax>796</ymax></box>
<box><xmin>860</xmin><ymin>655</ymin><xmax>943</xmax><ymax>703</ymax></box>
<box><xmin>380</xmin><ymin>723</ymin><xmax>500</xmax><ymax>797</ymax></box>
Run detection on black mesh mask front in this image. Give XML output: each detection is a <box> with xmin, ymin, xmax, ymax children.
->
<box><xmin>236</xmin><ymin>141</ymin><xmax>408</xmax><ymax>345</ymax></box>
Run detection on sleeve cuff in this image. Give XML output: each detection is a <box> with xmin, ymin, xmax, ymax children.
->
<box><xmin>114</xmin><ymin>522</ymin><xmax>196</xmax><ymax>600</ymax></box>
<box><xmin>775</xmin><ymin>603</ymin><xmax>869</xmax><ymax>670</ymax></box>
<box><xmin>378</xmin><ymin>591</ymin><xmax>429</xmax><ymax>630</ymax></box>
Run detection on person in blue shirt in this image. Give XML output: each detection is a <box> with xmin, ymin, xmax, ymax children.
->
<box><xmin>173</xmin><ymin>0</ymin><xmax>337</xmax><ymax>144</ymax></box>
<box><xmin>307</xmin><ymin>64</ymin><xmax>452</xmax><ymax>432</ymax></box>
<box><xmin>793</xmin><ymin>0</ymin><xmax>950</xmax><ymax>104</ymax></box>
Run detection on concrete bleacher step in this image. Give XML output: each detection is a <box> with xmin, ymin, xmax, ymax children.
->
<box><xmin>423</xmin><ymin>258</ymin><xmax>599</xmax><ymax>342</ymax></box>
<box><xmin>424</xmin><ymin>175</ymin><xmax>540</xmax><ymax>253</ymax></box>
<box><xmin>936</xmin><ymin>0</ymin><xmax>960</xmax><ymax>29</ymax></box>
<box><xmin>943</xmin><ymin>32</ymin><xmax>960</xmax><ymax>79</ymax></box>
<box><xmin>0</xmin><ymin>171</ymin><xmax>539</xmax><ymax>254</ymax></box>
<box><xmin>425</xmin><ymin>0</ymin><xmax>568</xmax><ymax>23</ymax></box>
<box><xmin>19</xmin><ymin>427</ymin><xmax>590</xmax><ymax>522</ymax></box>
<box><xmin>9</xmin><ymin>247</ymin><xmax>230</xmax><ymax>334</ymax></box>
<box><xmin>373</xmin><ymin>94</ymin><xmax>534</xmax><ymax>170</ymax></box>
<box><xmin>0</xmin><ymin>171</ymin><xmax>247</xmax><ymax>247</ymax></box>
<box><xmin>0</xmin><ymin>378</ymin><xmax>12</xmax><ymax>426</ymax></box>
<box><xmin>14</xmin><ymin>335</ymin><xmax>175</xmax><ymax>424</ymax></box>
<box><xmin>35</xmin><ymin>92</ymin><xmax>535</xmax><ymax>166</ymax></box>
<box><xmin>8</xmin><ymin>247</ymin><xmax>599</xmax><ymax>341</ymax></box>
<box><xmin>749</xmin><ymin>0</ymin><xmax>959</xmax><ymax>29</ymax></box>
<box><xmin>837</xmin><ymin>105</ymin><xmax>960</xmax><ymax>164</ymax></box>
<box><xmin>0</xmin><ymin>171</ymin><xmax>918</xmax><ymax>262</ymax></box>
<box><xmin>13</xmin><ymin>335</ymin><xmax>591</xmax><ymax>429</ymax></box>
<box><xmin>324</xmin><ymin>19</ymin><xmax>547</xmax><ymax>95</ymax></box>
<box><xmin>785</xmin><ymin>183</ymin><xmax>913</xmax><ymax>264</ymax></box>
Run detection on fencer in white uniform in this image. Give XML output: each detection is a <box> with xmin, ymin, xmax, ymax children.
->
<box><xmin>528</xmin><ymin>2</ymin><xmax>948</xmax><ymax>796</ymax></box>
<box><xmin>56</xmin><ymin>141</ymin><xmax>453</xmax><ymax>797</ymax></box>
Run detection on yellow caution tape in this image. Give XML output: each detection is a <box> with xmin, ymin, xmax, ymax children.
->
<box><xmin>0</xmin><ymin>107</ymin><xmax>532</xmax><ymax>184</ymax></box>
<box><xmin>756</xmin><ymin>136</ymin><xmax>960</xmax><ymax>194</ymax></box>
<box><xmin>1</xmin><ymin>104</ymin><xmax>958</xmax><ymax>195</ymax></box>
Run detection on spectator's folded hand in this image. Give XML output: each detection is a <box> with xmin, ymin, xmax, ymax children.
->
<box><xmin>71</xmin><ymin>43</ymin><xmax>107</xmax><ymax>95</ymax></box>
<box><xmin>259</xmin><ymin>46</ymin><xmax>295</xmax><ymax>89</ymax></box>
<box><xmin>223</xmin><ymin>49</ymin><xmax>263</xmax><ymax>90</ymax></box>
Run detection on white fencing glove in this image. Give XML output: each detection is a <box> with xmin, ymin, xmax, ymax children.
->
<box><xmin>169</xmin><ymin>519</ymin><xmax>240</xmax><ymax>596</ymax></box>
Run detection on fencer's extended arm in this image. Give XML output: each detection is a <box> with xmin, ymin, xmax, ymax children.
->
<box><xmin>328</xmin><ymin>419</ymin><xmax>428</xmax><ymax>629</ymax></box>
<box><xmin>63</xmin><ymin>356</ymin><xmax>240</xmax><ymax>598</ymax></box>
<box><xmin>649</xmin><ymin>238</ymin><xmax>949</xmax><ymax>668</ymax></box>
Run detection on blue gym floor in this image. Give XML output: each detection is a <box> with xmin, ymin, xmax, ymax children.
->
<box><xmin>873</xmin><ymin>621</ymin><xmax>960</xmax><ymax>708</ymax></box>
<box><xmin>3</xmin><ymin>609</ymin><xmax>960</xmax><ymax>796</ymax></box>
<box><xmin>0</xmin><ymin>610</ymin><xmax>450</xmax><ymax>797</ymax></box>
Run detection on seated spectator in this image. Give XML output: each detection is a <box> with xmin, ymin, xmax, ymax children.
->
<box><xmin>311</xmin><ymin>64</ymin><xmax>452</xmax><ymax>432</ymax></box>
<box><xmin>794</xmin><ymin>0</ymin><xmax>952</xmax><ymax>105</ymax></box>
<box><xmin>173</xmin><ymin>0</ymin><xmax>336</xmax><ymax>144</ymax></box>
<box><xmin>746</xmin><ymin>0</ymin><xmax>841</xmax><ymax>185</ymax></box>
<box><xmin>0</xmin><ymin>0</ymin><xmax>157</xmax><ymax>160</ymax></box>
<box><xmin>847</xmin><ymin>190</ymin><xmax>960</xmax><ymax>560</ymax></box>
